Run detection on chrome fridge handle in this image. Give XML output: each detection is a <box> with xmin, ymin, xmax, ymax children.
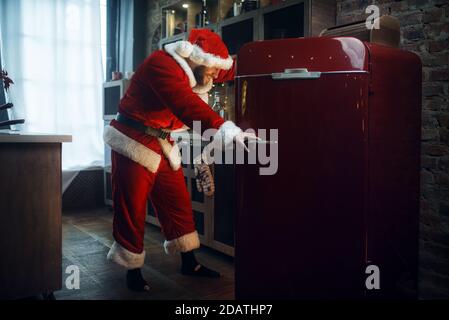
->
<box><xmin>271</xmin><ymin>68</ymin><xmax>321</xmax><ymax>80</ymax></box>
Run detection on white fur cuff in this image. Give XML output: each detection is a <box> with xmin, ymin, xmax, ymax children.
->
<box><xmin>107</xmin><ymin>241</ymin><xmax>146</xmax><ymax>269</ymax></box>
<box><xmin>163</xmin><ymin>231</ymin><xmax>200</xmax><ymax>255</ymax></box>
<box><xmin>216</xmin><ymin>120</ymin><xmax>242</xmax><ymax>147</ymax></box>
<box><xmin>196</xmin><ymin>121</ymin><xmax>242</xmax><ymax>165</ymax></box>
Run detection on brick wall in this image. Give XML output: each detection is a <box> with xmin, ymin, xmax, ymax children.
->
<box><xmin>337</xmin><ymin>0</ymin><xmax>449</xmax><ymax>299</ymax></box>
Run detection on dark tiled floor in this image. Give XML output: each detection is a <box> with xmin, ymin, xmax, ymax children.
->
<box><xmin>55</xmin><ymin>208</ymin><xmax>235</xmax><ymax>300</ymax></box>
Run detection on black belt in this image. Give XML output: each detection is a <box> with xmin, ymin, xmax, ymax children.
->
<box><xmin>115</xmin><ymin>113</ymin><xmax>170</xmax><ymax>139</ymax></box>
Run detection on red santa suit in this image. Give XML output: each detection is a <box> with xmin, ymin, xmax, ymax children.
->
<box><xmin>103</xmin><ymin>29</ymin><xmax>241</xmax><ymax>269</ymax></box>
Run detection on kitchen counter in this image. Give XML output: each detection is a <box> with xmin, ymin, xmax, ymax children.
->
<box><xmin>0</xmin><ymin>129</ymin><xmax>72</xmax><ymax>143</ymax></box>
<box><xmin>0</xmin><ymin>130</ymin><xmax>71</xmax><ymax>299</ymax></box>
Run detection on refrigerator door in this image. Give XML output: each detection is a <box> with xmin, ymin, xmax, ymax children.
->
<box><xmin>235</xmin><ymin>37</ymin><xmax>370</xmax><ymax>299</ymax></box>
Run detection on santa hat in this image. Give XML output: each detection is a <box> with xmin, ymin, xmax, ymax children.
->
<box><xmin>170</xmin><ymin>29</ymin><xmax>233</xmax><ymax>70</ymax></box>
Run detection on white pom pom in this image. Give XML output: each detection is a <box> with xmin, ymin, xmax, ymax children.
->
<box><xmin>176</xmin><ymin>41</ymin><xmax>193</xmax><ymax>58</ymax></box>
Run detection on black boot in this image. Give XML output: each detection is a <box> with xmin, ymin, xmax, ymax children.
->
<box><xmin>180</xmin><ymin>251</ymin><xmax>220</xmax><ymax>278</ymax></box>
<box><xmin>126</xmin><ymin>268</ymin><xmax>150</xmax><ymax>292</ymax></box>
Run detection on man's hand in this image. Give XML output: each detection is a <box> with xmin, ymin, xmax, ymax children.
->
<box><xmin>234</xmin><ymin>131</ymin><xmax>261</xmax><ymax>152</ymax></box>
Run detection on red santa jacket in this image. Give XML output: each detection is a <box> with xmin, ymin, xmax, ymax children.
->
<box><xmin>104</xmin><ymin>42</ymin><xmax>236</xmax><ymax>173</ymax></box>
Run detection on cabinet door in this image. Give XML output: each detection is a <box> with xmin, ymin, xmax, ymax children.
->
<box><xmin>213</xmin><ymin>158</ymin><xmax>236</xmax><ymax>249</ymax></box>
<box><xmin>178</xmin><ymin>140</ymin><xmax>214</xmax><ymax>242</ymax></box>
<box><xmin>260</xmin><ymin>0</ymin><xmax>308</xmax><ymax>39</ymax></box>
<box><xmin>0</xmin><ymin>143</ymin><xmax>62</xmax><ymax>299</ymax></box>
<box><xmin>220</xmin><ymin>11</ymin><xmax>259</xmax><ymax>55</ymax></box>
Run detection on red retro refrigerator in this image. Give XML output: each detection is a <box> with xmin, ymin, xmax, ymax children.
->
<box><xmin>234</xmin><ymin>37</ymin><xmax>421</xmax><ymax>299</ymax></box>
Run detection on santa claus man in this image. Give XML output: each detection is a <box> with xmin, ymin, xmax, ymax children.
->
<box><xmin>103</xmin><ymin>28</ymin><xmax>256</xmax><ymax>291</ymax></box>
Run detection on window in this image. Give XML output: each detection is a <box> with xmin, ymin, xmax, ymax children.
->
<box><xmin>100</xmin><ymin>0</ymin><xmax>107</xmax><ymax>80</ymax></box>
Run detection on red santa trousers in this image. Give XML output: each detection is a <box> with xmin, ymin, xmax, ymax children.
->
<box><xmin>107</xmin><ymin>150</ymin><xmax>199</xmax><ymax>269</ymax></box>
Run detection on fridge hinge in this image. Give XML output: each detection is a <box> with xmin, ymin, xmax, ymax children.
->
<box><xmin>368</xmin><ymin>63</ymin><xmax>374</xmax><ymax>95</ymax></box>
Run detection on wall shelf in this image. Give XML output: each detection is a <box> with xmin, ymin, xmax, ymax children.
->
<box><xmin>159</xmin><ymin>0</ymin><xmax>336</xmax><ymax>53</ymax></box>
<box><xmin>161</xmin><ymin>0</ymin><xmax>220</xmax><ymax>39</ymax></box>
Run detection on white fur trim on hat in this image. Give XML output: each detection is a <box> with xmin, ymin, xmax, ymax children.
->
<box><xmin>190</xmin><ymin>44</ymin><xmax>233</xmax><ymax>70</ymax></box>
<box><xmin>103</xmin><ymin>125</ymin><xmax>161</xmax><ymax>173</ymax></box>
<box><xmin>163</xmin><ymin>231</ymin><xmax>200</xmax><ymax>254</ymax></box>
<box><xmin>107</xmin><ymin>241</ymin><xmax>145</xmax><ymax>269</ymax></box>
<box><xmin>166</xmin><ymin>41</ymin><xmax>233</xmax><ymax>70</ymax></box>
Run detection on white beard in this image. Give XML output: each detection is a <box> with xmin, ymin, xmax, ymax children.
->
<box><xmin>192</xmin><ymin>79</ymin><xmax>213</xmax><ymax>104</ymax></box>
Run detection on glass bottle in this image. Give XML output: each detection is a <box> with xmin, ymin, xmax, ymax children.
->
<box><xmin>212</xmin><ymin>92</ymin><xmax>226</xmax><ymax>119</ymax></box>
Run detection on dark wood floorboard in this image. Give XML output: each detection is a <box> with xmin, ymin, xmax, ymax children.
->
<box><xmin>55</xmin><ymin>207</ymin><xmax>235</xmax><ymax>300</ymax></box>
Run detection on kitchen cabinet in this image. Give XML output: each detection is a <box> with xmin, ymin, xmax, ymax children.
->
<box><xmin>0</xmin><ymin>131</ymin><xmax>72</xmax><ymax>299</ymax></box>
<box><xmin>159</xmin><ymin>0</ymin><xmax>336</xmax><ymax>48</ymax></box>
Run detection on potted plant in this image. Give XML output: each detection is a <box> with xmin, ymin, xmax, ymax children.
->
<box><xmin>0</xmin><ymin>69</ymin><xmax>25</xmax><ymax>127</ymax></box>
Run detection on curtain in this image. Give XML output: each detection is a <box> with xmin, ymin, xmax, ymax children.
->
<box><xmin>0</xmin><ymin>0</ymin><xmax>104</xmax><ymax>170</ymax></box>
<box><xmin>118</xmin><ymin>0</ymin><xmax>134</xmax><ymax>75</ymax></box>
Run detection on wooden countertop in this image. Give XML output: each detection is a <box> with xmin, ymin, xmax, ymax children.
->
<box><xmin>0</xmin><ymin>130</ymin><xmax>72</xmax><ymax>143</ymax></box>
